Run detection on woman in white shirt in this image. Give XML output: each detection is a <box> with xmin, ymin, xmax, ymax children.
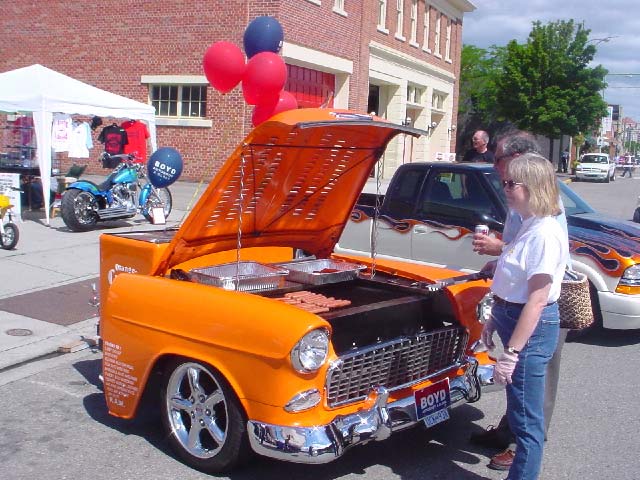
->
<box><xmin>482</xmin><ymin>153</ymin><xmax>569</xmax><ymax>480</ymax></box>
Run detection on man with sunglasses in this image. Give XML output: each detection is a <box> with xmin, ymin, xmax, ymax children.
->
<box><xmin>470</xmin><ymin>130</ymin><xmax>570</xmax><ymax>473</ymax></box>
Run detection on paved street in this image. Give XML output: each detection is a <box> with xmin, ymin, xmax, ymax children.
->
<box><xmin>0</xmin><ymin>171</ymin><xmax>639</xmax><ymax>479</ymax></box>
<box><xmin>1</xmin><ymin>326</ymin><xmax>639</xmax><ymax>479</ymax></box>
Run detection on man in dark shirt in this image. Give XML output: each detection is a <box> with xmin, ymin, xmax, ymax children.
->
<box><xmin>462</xmin><ymin>130</ymin><xmax>495</xmax><ymax>163</ymax></box>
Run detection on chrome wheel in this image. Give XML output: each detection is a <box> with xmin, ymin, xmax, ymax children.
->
<box><xmin>0</xmin><ymin>222</ymin><xmax>19</xmax><ymax>249</ymax></box>
<box><xmin>142</xmin><ymin>187</ymin><xmax>172</xmax><ymax>222</ymax></box>
<box><xmin>61</xmin><ymin>189</ymin><xmax>98</xmax><ymax>231</ymax></box>
<box><xmin>161</xmin><ymin>360</ymin><xmax>249</xmax><ymax>472</ymax></box>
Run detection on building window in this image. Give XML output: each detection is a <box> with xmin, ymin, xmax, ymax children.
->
<box><xmin>334</xmin><ymin>0</ymin><xmax>344</xmax><ymax>10</ymax></box>
<box><xmin>151</xmin><ymin>85</ymin><xmax>207</xmax><ymax>118</ymax></box>
<box><xmin>378</xmin><ymin>0</ymin><xmax>387</xmax><ymax>31</ymax></box>
<box><xmin>410</xmin><ymin>0</ymin><xmax>418</xmax><ymax>45</ymax></box>
<box><xmin>395</xmin><ymin>0</ymin><xmax>404</xmax><ymax>40</ymax></box>
<box><xmin>432</xmin><ymin>91</ymin><xmax>446</xmax><ymax>111</ymax></box>
<box><xmin>423</xmin><ymin>6</ymin><xmax>431</xmax><ymax>52</ymax></box>
<box><xmin>445</xmin><ymin>18</ymin><xmax>452</xmax><ymax>62</ymax></box>
<box><xmin>434</xmin><ymin>11</ymin><xmax>442</xmax><ymax>57</ymax></box>
<box><xmin>407</xmin><ymin>85</ymin><xmax>423</xmax><ymax>105</ymax></box>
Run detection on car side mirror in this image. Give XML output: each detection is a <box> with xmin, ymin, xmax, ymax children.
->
<box><xmin>474</xmin><ymin>212</ymin><xmax>504</xmax><ymax>231</ymax></box>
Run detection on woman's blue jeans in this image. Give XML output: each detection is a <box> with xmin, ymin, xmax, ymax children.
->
<box><xmin>492</xmin><ymin>302</ymin><xmax>560</xmax><ymax>480</ymax></box>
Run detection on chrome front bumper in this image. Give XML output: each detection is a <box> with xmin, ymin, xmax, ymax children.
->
<box><xmin>248</xmin><ymin>357</ymin><xmax>495</xmax><ymax>464</ymax></box>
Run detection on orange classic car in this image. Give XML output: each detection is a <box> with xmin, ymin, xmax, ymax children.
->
<box><xmin>99</xmin><ymin>108</ymin><xmax>494</xmax><ymax>473</ymax></box>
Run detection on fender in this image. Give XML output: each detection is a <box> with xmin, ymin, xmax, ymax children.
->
<box><xmin>138</xmin><ymin>183</ymin><xmax>152</xmax><ymax>207</ymax></box>
<box><xmin>66</xmin><ymin>180</ymin><xmax>104</xmax><ymax>197</ymax></box>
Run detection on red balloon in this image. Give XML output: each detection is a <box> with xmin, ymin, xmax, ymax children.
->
<box><xmin>202</xmin><ymin>41</ymin><xmax>246</xmax><ymax>93</ymax></box>
<box><xmin>242</xmin><ymin>52</ymin><xmax>287</xmax><ymax>105</ymax></box>
<box><xmin>252</xmin><ymin>91</ymin><xmax>298</xmax><ymax>126</ymax></box>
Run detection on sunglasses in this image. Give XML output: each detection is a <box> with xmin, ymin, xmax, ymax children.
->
<box><xmin>502</xmin><ymin>180</ymin><xmax>525</xmax><ymax>189</ymax></box>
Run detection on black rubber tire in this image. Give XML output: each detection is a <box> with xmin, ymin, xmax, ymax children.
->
<box><xmin>160</xmin><ymin>359</ymin><xmax>251</xmax><ymax>473</ymax></box>
<box><xmin>142</xmin><ymin>187</ymin><xmax>172</xmax><ymax>223</ymax></box>
<box><xmin>634</xmin><ymin>207</ymin><xmax>640</xmax><ymax>223</ymax></box>
<box><xmin>605</xmin><ymin>174</ymin><xmax>610</xmax><ymax>183</ymax></box>
<box><xmin>0</xmin><ymin>222</ymin><xmax>19</xmax><ymax>250</ymax></box>
<box><xmin>61</xmin><ymin>189</ymin><xmax>99</xmax><ymax>232</ymax></box>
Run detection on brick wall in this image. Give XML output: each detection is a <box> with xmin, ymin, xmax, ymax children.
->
<box><xmin>1</xmin><ymin>0</ymin><xmax>465</xmax><ymax>180</ymax></box>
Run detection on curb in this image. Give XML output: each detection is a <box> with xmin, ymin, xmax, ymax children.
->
<box><xmin>0</xmin><ymin>317</ymin><xmax>99</xmax><ymax>373</ymax></box>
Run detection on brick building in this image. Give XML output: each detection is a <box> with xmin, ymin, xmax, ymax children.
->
<box><xmin>1</xmin><ymin>0</ymin><xmax>475</xmax><ymax>181</ymax></box>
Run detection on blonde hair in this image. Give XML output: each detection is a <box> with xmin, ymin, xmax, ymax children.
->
<box><xmin>507</xmin><ymin>153</ymin><xmax>560</xmax><ymax>217</ymax></box>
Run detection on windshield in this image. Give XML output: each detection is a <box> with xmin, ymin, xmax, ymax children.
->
<box><xmin>558</xmin><ymin>182</ymin><xmax>595</xmax><ymax>216</ymax></box>
<box><xmin>580</xmin><ymin>155</ymin><xmax>609</xmax><ymax>164</ymax></box>
<box><xmin>485</xmin><ymin>170</ymin><xmax>595</xmax><ymax>217</ymax></box>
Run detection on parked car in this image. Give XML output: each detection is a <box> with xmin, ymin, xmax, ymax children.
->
<box><xmin>98</xmin><ymin>110</ymin><xmax>495</xmax><ymax>473</ymax></box>
<box><xmin>575</xmin><ymin>153</ymin><xmax>616</xmax><ymax>182</ymax></box>
<box><xmin>633</xmin><ymin>196</ymin><xmax>640</xmax><ymax>223</ymax></box>
<box><xmin>337</xmin><ymin>162</ymin><xmax>640</xmax><ymax>331</ymax></box>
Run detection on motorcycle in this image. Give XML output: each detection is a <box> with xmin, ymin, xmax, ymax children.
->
<box><xmin>0</xmin><ymin>188</ymin><xmax>19</xmax><ymax>250</ymax></box>
<box><xmin>61</xmin><ymin>152</ymin><xmax>173</xmax><ymax>232</ymax></box>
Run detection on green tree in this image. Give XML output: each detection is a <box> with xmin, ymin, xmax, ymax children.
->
<box><xmin>459</xmin><ymin>45</ymin><xmax>508</xmax><ymax>122</ymax></box>
<box><xmin>494</xmin><ymin>20</ymin><xmax>608</xmax><ymax>140</ymax></box>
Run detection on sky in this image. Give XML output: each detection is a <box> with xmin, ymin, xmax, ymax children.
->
<box><xmin>462</xmin><ymin>0</ymin><xmax>640</xmax><ymax>121</ymax></box>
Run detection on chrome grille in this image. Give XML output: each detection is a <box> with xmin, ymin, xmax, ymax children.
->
<box><xmin>326</xmin><ymin>327</ymin><xmax>468</xmax><ymax>407</ymax></box>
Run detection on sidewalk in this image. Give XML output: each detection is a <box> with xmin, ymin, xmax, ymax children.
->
<box><xmin>0</xmin><ymin>176</ymin><xmax>208</xmax><ymax>372</ymax></box>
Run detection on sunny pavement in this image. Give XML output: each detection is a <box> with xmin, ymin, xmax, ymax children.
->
<box><xmin>0</xmin><ymin>175</ymin><xmax>206</xmax><ymax>371</ymax></box>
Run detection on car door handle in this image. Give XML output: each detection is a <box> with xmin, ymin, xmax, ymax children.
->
<box><xmin>413</xmin><ymin>225</ymin><xmax>428</xmax><ymax>234</ymax></box>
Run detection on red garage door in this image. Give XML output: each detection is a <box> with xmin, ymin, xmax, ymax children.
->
<box><xmin>286</xmin><ymin>65</ymin><xmax>335</xmax><ymax>108</ymax></box>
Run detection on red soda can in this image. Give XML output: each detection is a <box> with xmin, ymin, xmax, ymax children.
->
<box><xmin>475</xmin><ymin>224</ymin><xmax>489</xmax><ymax>236</ymax></box>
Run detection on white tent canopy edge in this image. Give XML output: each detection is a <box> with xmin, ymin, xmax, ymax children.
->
<box><xmin>0</xmin><ymin>64</ymin><xmax>157</xmax><ymax>224</ymax></box>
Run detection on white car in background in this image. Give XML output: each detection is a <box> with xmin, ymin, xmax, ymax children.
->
<box><xmin>575</xmin><ymin>153</ymin><xmax>616</xmax><ymax>182</ymax></box>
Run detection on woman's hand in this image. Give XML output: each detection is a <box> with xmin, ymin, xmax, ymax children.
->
<box><xmin>481</xmin><ymin>317</ymin><xmax>496</xmax><ymax>350</ymax></box>
<box><xmin>472</xmin><ymin>233</ymin><xmax>504</xmax><ymax>256</ymax></box>
<box><xmin>494</xmin><ymin>351</ymin><xmax>519</xmax><ymax>385</ymax></box>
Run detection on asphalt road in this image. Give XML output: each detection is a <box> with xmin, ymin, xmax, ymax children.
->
<box><xmin>1</xmin><ymin>325</ymin><xmax>639</xmax><ymax>480</ymax></box>
<box><xmin>1</xmin><ymin>174</ymin><xmax>638</xmax><ymax>479</ymax></box>
<box><xmin>567</xmin><ymin>173</ymin><xmax>639</xmax><ymax>220</ymax></box>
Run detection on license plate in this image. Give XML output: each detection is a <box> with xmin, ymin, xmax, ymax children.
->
<box><xmin>414</xmin><ymin>378</ymin><xmax>451</xmax><ymax>428</ymax></box>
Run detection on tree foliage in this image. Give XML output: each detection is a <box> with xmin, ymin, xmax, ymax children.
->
<box><xmin>494</xmin><ymin>20</ymin><xmax>608</xmax><ymax>138</ymax></box>
<box><xmin>459</xmin><ymin>45</ymin><xmax>501</xmax><ymax>121</ymax></box>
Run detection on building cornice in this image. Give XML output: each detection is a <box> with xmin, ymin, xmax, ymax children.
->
<box><xmin>430</xmin><ymin>0</ymin><xmax>476</xmax><ymax>20</ymax></box>
<box><xmin>369</xmin><ymin>41</ymin><xmax>456</xmax><ymax>83</ymax></box>
<box><xmin>281</xmin><ymin>42</ymin><xmax>353</xmax><ymax>74</ymax></box>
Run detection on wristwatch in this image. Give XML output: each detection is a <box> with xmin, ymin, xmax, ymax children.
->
<box><xmin>505</xmin><ymin>346</ymin><xmax>520</xmax><ymax>355</ymax></box>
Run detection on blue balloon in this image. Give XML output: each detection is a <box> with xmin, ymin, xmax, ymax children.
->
<box><xmin>243</xmin><ymin>16</ymin><xmax>284</xmax><ymax>58</ymax></box>
<box><xmin>147</xmin><ymin>147</ymin><xmax>183</xmax><ymax>188</ymax></box>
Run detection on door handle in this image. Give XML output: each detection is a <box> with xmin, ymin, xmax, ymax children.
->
<box><xmin>413</xmin><ymin>225</ymin><xmax>428</xmax><ymax>234</ymax></box>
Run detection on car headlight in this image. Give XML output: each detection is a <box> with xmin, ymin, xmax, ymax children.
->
<box><xmin>576</xmin><ymin>165</ymin><xmax>583</xmax><ymax>171</ymax></box>
<box><xmin>476</xmin><ymin>292</ymin><xmax>494</xmax><ymax>324</ymax></box>
<box><xmin>616</xmin><ymin>264</ymin><xmax>640</xmax><ymax>294</ymax></box>
<box><xmin>290</xmin><ymin>328</ymin><xmax>329</xmax><ymax>373</ymax></box>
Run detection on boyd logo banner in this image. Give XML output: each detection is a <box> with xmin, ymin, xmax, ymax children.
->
<box><xmin>147</xmin><ymin>147</ymin><xmax>183</xmax><ymax>188</ymax></box>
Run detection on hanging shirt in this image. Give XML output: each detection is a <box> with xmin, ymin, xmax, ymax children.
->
<box><xmin>98</xmin><ymin>124</ymin><xmax>128</xmax><ymax>155</ymax></box>
<box><xmin>51</xmin><ymin>114</ymin><xmax>73</xmax><ymax>152</ymax></box>
<box><xmin>121</xmin><ymin>120</ymin><xmax>150</xmax><ymax>162</ymax></box>
<box><xmin>13</xmin><ymin>115</ymin><xmax>35</xmax><ymax>146</ymax></box>
<box><xmin>68</xmin><ymin>122</ymin><xmax>93</xmax><ymax>158</ymax></box>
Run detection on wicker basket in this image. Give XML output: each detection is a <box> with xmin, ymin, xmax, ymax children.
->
<box><xmin>558</xmin><ymin>271</ymin><xmax>594</xmax><ymax>330</ymax></box>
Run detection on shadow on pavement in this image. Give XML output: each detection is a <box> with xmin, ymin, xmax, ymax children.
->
<box><xmin>566</xmin><ymin>326</ymin><xmax>640</xmax><ymax>347</ymax></box>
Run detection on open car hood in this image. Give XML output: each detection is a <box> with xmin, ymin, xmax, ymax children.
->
<box><xmin>155</xmin><ymin>109</ymin><xmax>424</xmax><ymax>275</ymax></box>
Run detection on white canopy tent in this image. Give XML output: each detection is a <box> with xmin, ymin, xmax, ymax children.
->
<box><xmin>0</xmin><ymin>64</ymin><xmax>157</xmax><ymax>224</ymax></box>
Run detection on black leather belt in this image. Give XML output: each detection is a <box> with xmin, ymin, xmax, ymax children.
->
<box><xmin>492</xmin><ymin>295</ymin><xmax>524</xmax><ymax>307</ymax></box>
<box><xmin>492</xmin><ymin>295</ymin><xmax>556</xmax><ymax>307</ymax></box>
